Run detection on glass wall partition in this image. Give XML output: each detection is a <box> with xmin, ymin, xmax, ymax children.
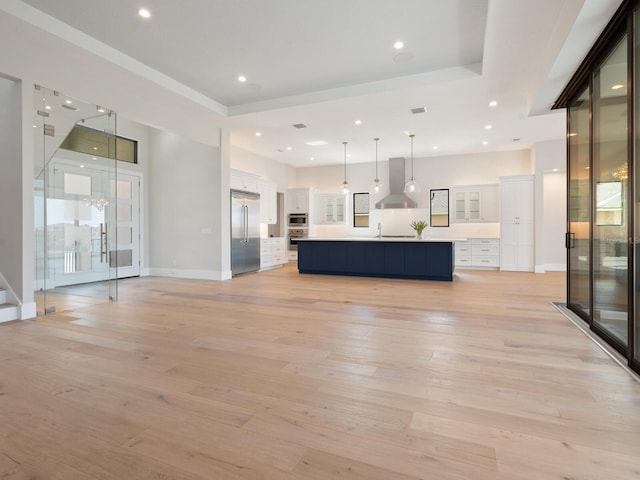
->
<box><xmin>33</xmin><ymin>86</ymin><xmax>117</xmax><ymax>315</ymax></box>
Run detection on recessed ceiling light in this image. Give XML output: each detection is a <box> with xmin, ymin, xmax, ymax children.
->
<box><xmin>306</xmin><ymin>140</ymin><xmax>328</xmax><ymax>146</ymax></box>
<box><xmin>32</xmin><ymin>124</ymin><xmax>37</xmax><ymax>128</ymax></box>
<box><xmin>347</xmin><ymin>154</ymin><xmax>352</xmax><ymax>158</ymax></box>
<box><xmin>286</xmin><ymin>146</ymin><xmax>292</xmax><ymax>151</ymax></box>
<box><xmin>485</xmin><ymin>124</ymin><xmax>492</xmax><ymax>130</ymax></box>
<box><xmin>553</xmin><ymin>168</ymin><xmax>559</xmax><ymax>172</ymax></box>
<box><xmin>138</xmin><ymin>8</ymin><xmax>151</xmax><ymax>18</ymax></box>
<box><xmin>482</xmin><ymin>141</ymin><xmax>488</xmax><ymax>145</ymax></box>
<box><xmin>45</xmin><ymin>105</ymin><xmax>51</xmax><ymax>110</ymax></box>
<box><xmin>255</xmin><ymin>132</ymin><xmax>262</xmax><ymax>137</ymax></box>
<box><xmin>80</xmin><ymin>165</ymin><xmax>84</xmax><ymax>168</ymax></box>
<box><xmin>310</xmin><ymin>157</ymin><xmax>315</xmax><ymax>161</ymax></box>
<box><xmin>489</xmin><ymin>100</ymin><xmax>498</xmax><ymax>107</ymax></box>
<box><xmin>65</xmin><ymin>100</ymin><xmax>72</xmax><ymax>104</ymax></box>
<box><xmin>354</xmin><ymin>119</ymin><xmax>362</xmax><ymax>125</ymax></box>
<box><xmin>238</xmin><ymin>75</ymin><xmax>247</xmax><ymax>83</ymax></box>
<box><xmin>394</xmin><ymin>41</ymin><xmax>404</xmax><ymax>49</ymax></box>
<box><xmin>612</xmin><ymin>84</ymin><xmax>624</xmax><ymax>90</ymax></box>
<box><xmin>433</xmin><ymin>146</ymin><xmax>439</xmax><ymax>150</ymax></box>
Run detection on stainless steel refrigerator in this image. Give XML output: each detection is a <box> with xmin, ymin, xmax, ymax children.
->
<box><xmin>231</xmin><ymin>190</ymin><xmax>260</xmax><ymax>276</ymax></box>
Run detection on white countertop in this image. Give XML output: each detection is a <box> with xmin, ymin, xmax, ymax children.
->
<box><xmin>300</xmin><ymin>236</ymin><xmax>467</xmax><ymax>243</ymax></box>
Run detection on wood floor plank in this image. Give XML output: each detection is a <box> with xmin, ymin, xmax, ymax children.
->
<box><xmin>1</xmin><ymin>265</ymin><xmax>639</xmax><ymax>478</ymax></box>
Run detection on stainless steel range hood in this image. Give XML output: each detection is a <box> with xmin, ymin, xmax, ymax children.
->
<box><xmin>375</xmin><ymin>157</ymin><xmax>417</xmax><ymax>209</ymax></box>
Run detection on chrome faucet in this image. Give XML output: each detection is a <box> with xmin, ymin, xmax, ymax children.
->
<box><xmin>377</xmin><ymin>222</ymin><xmax>382</xmax><ymax>239</ymax></box>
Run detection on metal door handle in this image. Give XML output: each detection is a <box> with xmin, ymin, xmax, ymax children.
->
<box><xmin>245</xmin><ymin>205</ymin><xmax>249</xmax><ymax>242</ymax></box>
<box><xmin>565</xmin><ymin>232</ymin><xmax>575</xmax><ymax>249</ymax></box>
<box><xmin>100</xmin><ymin>223</ymin><xmax>107</xmax><ymax>262</ymax></box>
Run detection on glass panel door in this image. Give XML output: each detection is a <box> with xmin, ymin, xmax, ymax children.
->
<box><xmin>592</xmin><ymin>35</ymin><xmax>629</xmax><ymax>348</ymax></box>
<box><xmin>567</xmin><ymin>87</ymin><xmax>591</xmax><ymax>318</ymax></box>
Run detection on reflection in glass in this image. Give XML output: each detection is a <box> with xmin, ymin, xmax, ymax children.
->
<box><xmin>593</xmin><ymin>34</ymin><xmax>628</xmax><ymax>346</ymax></box>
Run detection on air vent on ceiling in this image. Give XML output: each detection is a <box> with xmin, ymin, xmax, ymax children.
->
<box><xmin>410</xmin><ymin>107</ymin><xmax>427</xmax><ymax>114</ymax></box>
<box><xmin>61</xmin><ymin>104</ymin><xmax>80</xmax><ymax>111</ymax></box>
<box><xmin>292</xmin><ymin>123</ymin><xmax>307</xmax><ymax>129</ymax></box>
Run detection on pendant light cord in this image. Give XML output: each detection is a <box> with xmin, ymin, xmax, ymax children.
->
<box><xmin>410</xmin><ymin>134</ymin><xmax>415</xmax><ymax>180</ymax></box>
<box><xmin>343</xmin><ymin>141</ymin><xmax>347</xmax><ymax>181</ymax></box>
<box><xmin>374</xmin><ymin>138</ymin><xmax>379</xmax><ymax>179</ymax></box>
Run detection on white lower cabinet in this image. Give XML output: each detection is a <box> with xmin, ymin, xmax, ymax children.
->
<box><xmin>260</xmin><ymin>237</ymin><xmax>287</xmax><ymax>270</ymax></box>
<box><xmin>455</xmin><ymin>238</ymin><xmax>500</xmax><ymax>269</ymax></box>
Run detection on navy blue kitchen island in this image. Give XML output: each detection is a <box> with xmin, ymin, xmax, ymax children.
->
<box><xmin>297</xmin><ymin>238</ymin><xmax>460</xmax><ymax>281</ymax></box>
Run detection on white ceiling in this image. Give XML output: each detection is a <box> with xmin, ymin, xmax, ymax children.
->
<box><xmin>14</xmin><ymin>0</ymin><xmax>624</xmax><ymax>167</ymax></box>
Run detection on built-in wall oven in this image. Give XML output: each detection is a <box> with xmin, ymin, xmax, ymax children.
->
<box><xmin>288</xmin><ymin>228</ymin><xmax>308</xmax><ymax>251</ymax></box>
<box><xmin>288</xmin><ymin>213</ymin><xmax>308</xmax><ymax>227</ymax></box>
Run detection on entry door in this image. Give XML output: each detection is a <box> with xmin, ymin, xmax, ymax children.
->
<box><xmin>50</xmin><ymin>160</ymin><xmax>112</xmax><ymax>287</ymax></box>
<box><xmin>50</xmin><ymin>161</ymin><xmax>141</xmax><ymax>286</ymax></box>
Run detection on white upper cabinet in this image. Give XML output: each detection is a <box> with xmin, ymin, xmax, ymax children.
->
<box><xmin>452</xmin><ymin>184</ymin><xmax>499</xmax><ymax>223</ymax></box>
<box><xmin>259</xmin><ymin>180</ymin><xmax>277</xmax><ymax>224</ymax></box>
<box><xmin>314</xmin><ymin>193</ymin><xmax>347</xmax><ymax>224</ymax></box>
<box><xmin>287</xmin><ymin>188</ymin><xmax>311</xmax><ymax>213</ymax></box>
<box><xmin>230</xmin><ymin>169</ymin><xmax>260</xmax><ymax>193</ymax></box>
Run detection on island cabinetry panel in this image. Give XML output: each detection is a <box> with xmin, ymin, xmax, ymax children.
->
<box><xmin>298</xmin><ymin>240</ymin><xmax>454</xmax><ymax>281</ymax></box>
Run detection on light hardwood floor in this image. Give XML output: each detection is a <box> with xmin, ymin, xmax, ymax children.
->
<box><xmin>2</xmin><ymin>265</ymin><xmax>639</xmax><ymax>479</ymax></box>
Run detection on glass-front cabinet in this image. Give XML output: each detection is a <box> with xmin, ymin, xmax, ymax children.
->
<box><xmin>559</xmin><ymin>1</ymin><xmax>640</xmax><ymax>374</ymax></box>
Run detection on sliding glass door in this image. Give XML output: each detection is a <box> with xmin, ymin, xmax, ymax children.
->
<box><xmin>567</xmin><ymin>87</ymin><xmax>591</xmax><ymax>319</ymax></box>
<box><xmin>592</xmin><ymin>34</ymin><xmax>629</xmax><ymax>348</ymax></box>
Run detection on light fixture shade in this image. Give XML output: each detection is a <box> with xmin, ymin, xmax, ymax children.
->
<box><xmin>340</xmin><ymin>180</ymin><xmax>351</xmax><ymax>194</ymax></box>
<box><xmin>404</xmin><ymin>134</ymin><xmax>420</xmax><ymax>193</ymax></box>
<box><xmin>404</xmin><ymin>178</ymin><xmax>420</xmax><ymax>193</ymax></box>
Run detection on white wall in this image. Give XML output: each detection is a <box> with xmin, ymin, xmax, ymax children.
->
<box><xmin>148</xmin><ymin>128</ymin><xmax>227</xmax><ymax>280</ymax></box>
<box><xmin>230</xmin><ymin>145</ymin><xmax>296</xmax><ymax>192</ymax></box>
<box><xmin>296</xmin><ymin>149</ymin><xmax>532</xmax><ymax>238</ymax></box>
<box><xmin>0</xmin><ymin>76</ymin><xmax>24</xmax><ymax>301</ymax></box>
<box><xmin>543</xmin><ymin>171</ymin><xmax>567</xmax><ymax>270</ymax></box>
<box><xmin>532</xmin><ymin>140</ymin><xmax>567</xmax><ymax>272</ymax></box>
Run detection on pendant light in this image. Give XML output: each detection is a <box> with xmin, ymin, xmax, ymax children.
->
<box><xmin>404</xmin><ymin>134</ymin><xmax>420</xmax><ymax>193</ymax></box>
<box><xmin>370</xmin><ymin>137</ymin><xmax>383</xmax><ymax>194</ymax></box>
<box><xmin>339</xmin><ymin>141</ymin><xmax>350</xmax><ymax>194</ymax></box>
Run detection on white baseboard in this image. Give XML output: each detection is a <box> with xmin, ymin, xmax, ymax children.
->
<box><xmin>19</xmin><ymin>302</ymin><xmax>37</xmax><ymax>320</ymax></box>
<box><xmin>545</xmin><ymin>263</ymin><xmax>567</xmax><ymax>272</ymax></box>
<box><xmin>535</xmin><ymin>263</ymin><xmax>567</xmax><ymax>273</ymax></box>
<box><xmin>148</xmin><ymin>268</ymin><xmax>231</xmax><ymax>281</ymax></box>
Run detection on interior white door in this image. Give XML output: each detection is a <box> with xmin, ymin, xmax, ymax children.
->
<box><xmin>109</xmin><ymin>172</ymin><xmax>140</xmax><ymax>278</ymax></box>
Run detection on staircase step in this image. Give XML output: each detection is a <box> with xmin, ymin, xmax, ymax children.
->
<box><xmin>0</xmin><ymin>303</ymin><xmax>18</xmax><ymax>323</ymax></box>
